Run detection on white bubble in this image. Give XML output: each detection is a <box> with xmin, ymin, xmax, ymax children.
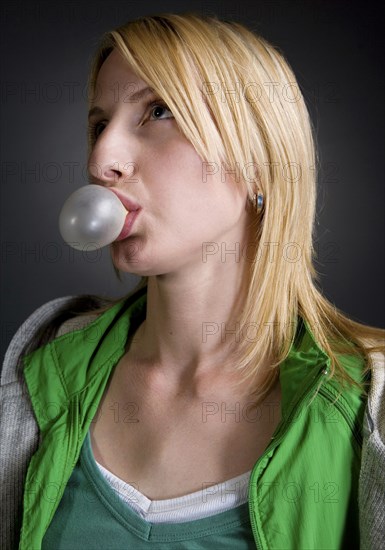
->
<box><xmin>59</xmin><ymin>185</ymin><xmax>127</xmax><ymax>251</ymax></box>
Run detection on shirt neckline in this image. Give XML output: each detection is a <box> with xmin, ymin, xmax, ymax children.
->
<box><xmin>81</xmin><ymin>430</ymin><xmax>252</xmax><ymax>541</ymax></box>
<box><xmin>94</xmin><ymin>455</ymin><xmax>251</xmax><ymax>512</ymax></box>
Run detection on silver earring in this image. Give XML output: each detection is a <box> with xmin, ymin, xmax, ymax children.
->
<box><xmin>252</xmin><ymin>192</ymin><xmax>264</xmax><ymax>213</ymax></box>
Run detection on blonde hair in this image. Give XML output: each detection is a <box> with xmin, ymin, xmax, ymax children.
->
<box><xmin>86</xmin><ymin>12</ymin><xmax>384</xmax><ymax>403</ymax></box>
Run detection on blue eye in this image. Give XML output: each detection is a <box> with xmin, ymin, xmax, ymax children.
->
<box><xmin>88</xmin><ymin>101</ymin><xmax>174</xmax><ymax>144</ymax></box>
<box><xmin>148</xmin><ymin>102</ymin><xmax>174</xmax><ymax>121</ymax></box>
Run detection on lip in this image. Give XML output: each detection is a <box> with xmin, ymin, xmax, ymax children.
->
<box><xmin>108</xmin><ymin>188</ymin><xmax>141</xmax><ymax>213</ymax></box>
<box><xmin>115</xmin><ymin>210</ymin><xmax>141</xmax><ymax>241</ymax></box>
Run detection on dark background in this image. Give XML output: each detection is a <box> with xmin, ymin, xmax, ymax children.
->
<box><xmin>1</xmin><ymin>0</ymin><xmax>384</xmax><ymax>363</ymax></box>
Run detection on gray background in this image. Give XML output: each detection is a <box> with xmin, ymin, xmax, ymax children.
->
<box><xmin>1</xmin><ymin>0</ymin><xmax>384</xmax><ymax>363</ymax></box>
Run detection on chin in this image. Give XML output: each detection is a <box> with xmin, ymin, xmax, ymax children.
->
<box><xmin>110</xmin><ymin>240</ymin><xmax>189</xmax><ymax>277</ymax></box>
<box><xmin>110</xmin><ymin>245</ymin><xmax>157</xmax><ymax>276</ymax></box>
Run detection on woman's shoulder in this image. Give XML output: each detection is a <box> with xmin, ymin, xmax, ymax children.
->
<box><xmin>55</xmin><ymin>309</ymin><xmax>101</xmax><ymax>338</ymax></box>
<box><xmin>1</xmin><ymin>295</ymin><xmax>110</xmax><ymax>386</ymax></box>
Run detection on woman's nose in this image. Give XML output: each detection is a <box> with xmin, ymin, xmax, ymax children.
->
<box><xmin>88</xmin><ymin>159</ymin><xmax>137</xmax><ymax>188</ymax></box>
<box><xmin>87</xmin><ymin>125</ymin><xmax>138</xmax><ymax>187</ymax></box>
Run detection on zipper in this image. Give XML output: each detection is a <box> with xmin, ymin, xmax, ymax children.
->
<box><xmin>41</xmin><ymin>354</ymin><xmax>123</xmax><ymax>539</ymax></box>
<box><xmin>248</xmin><ymin>362</ymin><xmax>330</xmax><ymax>549</ymax></box>
<box><xmin>41</xmin><ymin>395</ymin><xmax>80</xmax><ymax>541</ymax></box>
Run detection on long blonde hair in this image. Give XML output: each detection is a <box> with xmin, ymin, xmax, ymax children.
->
<box><xmin>85</xmin><ymin>12</ymin><xmax>384</xmax><ymax>402</ymax></box>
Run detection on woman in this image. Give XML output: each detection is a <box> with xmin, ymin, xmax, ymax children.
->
<box><xmin>1</xmin><ymin>12</ymin><xmax>384</xmax><ymax>550</ymax></box>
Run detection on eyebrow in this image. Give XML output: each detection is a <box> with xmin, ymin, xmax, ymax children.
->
<box><xmin>88</xmin><ymin>86</ymin><xmax>155</xmax><ymax>119</ymax></box>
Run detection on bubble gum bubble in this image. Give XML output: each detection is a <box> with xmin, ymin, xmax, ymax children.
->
<box><xmin>59</xmin><ymin>185</ymin><xmax>127</xmax><ymax>250</ymax></box>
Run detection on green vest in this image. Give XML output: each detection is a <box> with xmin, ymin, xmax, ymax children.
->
<box><xmin>19</xmin><ymin>287</ymin><xmax>367</xmax><ymax>549</ymax></box>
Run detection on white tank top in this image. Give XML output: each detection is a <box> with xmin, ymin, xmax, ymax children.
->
<box><xmin>95</xmin><ymin>460</ymin><xmax>252</xmax><ymax>523</ymax></box>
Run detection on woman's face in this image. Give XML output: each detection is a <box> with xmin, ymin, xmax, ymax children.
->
<box><xmin>88</xmin><ymin>48</ymin><xmax>253</xmax><ymax>276</ymax></box>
